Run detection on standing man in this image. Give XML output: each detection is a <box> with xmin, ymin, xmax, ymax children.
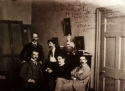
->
<box><xmin>20</xmin><ymin>50</ymin><xmax>45</xmax><ymax>91</ymax></box>
<box><xmin>20</xmin><ymin>32</ymin><xmax>44</xmax><ymax>64</ymax></box>
<box><xmin>54</xmin><ymin>55</ymin><xmax>91</xmax><ymax>91</ymax></box>
<box><xmin>43</xmin><ymin>39</ymin><xmax>64</xmax><ymax>91</ymax></box>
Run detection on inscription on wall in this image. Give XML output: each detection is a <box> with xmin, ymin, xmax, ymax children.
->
<box><xmin>52</xmin><ymin>2</ymin><xmax>96</xmax><ymax>32</ymax></box>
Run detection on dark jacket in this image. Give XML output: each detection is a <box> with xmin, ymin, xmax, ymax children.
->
<box><xmin>20</xmin><ymin>61</ymin><xmax>43</xmax><ymax>82</ymax></box>
<box><xmin>43</xmin><ymin>47</ymin><xmax>64</xmax><ymax>80</ymax></box>
<box><xmin>48</xmin><ymin>47</ymin><xmax>64</xmax><ymax>61</ymax></box>
<box><xmin>20</xmin><ymin>42</ymin><xmax>44</xmax><ymax>62</ymax></box>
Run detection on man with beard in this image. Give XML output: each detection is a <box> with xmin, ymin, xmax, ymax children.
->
<box><xmin>20</xmin><ymin>32</ymin><xmax>44</xmax><ymax>64</ymax></box>
<box><xmin>20</xmin><ymin>50</ymin><xmax>45</xmax><ymax>91</ymax></box>
<box><xmin>43</xmin><ymin>39</ymin><xmax>64</xmax><ymax>91</ymax></box>
<box><xmin>54</xmin><ymin>55</ymin><xmax>91</xmax><ymax>91</ymax></box>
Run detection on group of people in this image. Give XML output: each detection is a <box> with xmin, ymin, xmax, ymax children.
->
<box><xmin>19</xmin><ymin>32</ymin><xmax>91</xmax><ymax>91</ymax></box>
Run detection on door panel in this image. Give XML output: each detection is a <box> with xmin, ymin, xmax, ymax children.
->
<box><xmin>11</xmin><ymin>24</ymin><xmax>23</xmax><ymax>54</ymax></box>
<box><xmin>106</xmin><ymin>17</ymin><xmax>125</xmax><ymax>32</ymax></box>
<box><xmin>1</xmin><ymin>23</ymin><xmax>11</xmax><ymax>54</ymax></box>
<box><xmin>0</xmin><ymin>21</ymin><xmax>23</xmax><ymax>88</ymax></box>
<box><xmin>105</xmin><ymin>37</ymin><xmax>116</xmax><ymax>68</ymax></box>
<box><xmin>120</xmin><ymin>37</ymin><xmax>125</xmax><ymax>70</ymax></box>
<box><xmin>99</xmin><ymin>6</ymin><xmax>125</xmax><ymax>91</ymax></box>
<box><xmin>1</xmin><ymin>57</ymin><xmax>13</xmax><ymax>71</ymax></box>
<box><xmin>119</xmin><ymin>80</ymin><xmax>125</xmax><ymax>91</ymax></box>
<box><xmin>104</xmin><ymin>77</ymin><xmax>115</xmax><ymax>91</ymax></box>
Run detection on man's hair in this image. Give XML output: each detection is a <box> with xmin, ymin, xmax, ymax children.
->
<box><xmin>79</xmin><ymin>55</ymin><xmax>86</xmax><ymax>59</ymax></box>
<box><xmin>57</xmin><ymin>54</ymin><xmax>65</xmax><ymax>59</ymax></box>
<box><xmin>47</xmin><ymin>39</ymin><xmax>56</xmax><ymax>45</ymax></box>
<box><xmin>32</xmin><ymin>32</ymin><xmax>39</xmax><ymax>37</ymax></box>
<box><xmin>32</xmin><ymin>50</ymin><xmax>39</xmax><ymax>54</ymax></box>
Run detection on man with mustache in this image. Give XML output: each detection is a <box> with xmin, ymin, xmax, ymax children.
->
<box><xmin>43</xmin><ymin>39</ymin><xmax>64</xmax><ymax>91</ymax></box>
<box><xmin>20</xmin><ymin>32</ymin><xmax>44</xmax><ymax>64</ymax></box>
<box><xmin>54</xmin><ymin>55</ymin><xmax>91</xmax><ymax>91</ymax></box>
<box><xmin>20</xmin><ymin>50</ymin><xmax>45</xmax><ymax>91</ymax></box>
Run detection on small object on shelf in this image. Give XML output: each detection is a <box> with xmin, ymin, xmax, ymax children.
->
<box><xmin>66</xmin><ymin>34</ymin><xmax>74</xmax><ymax>48</ymax></box>
<box><xmin>76</xmin><ymin>50</ymin><xmax>90</xmax><ymax>55</ymax></box>
<box><xmin>63</xmin><ymin>46</ymin><xmax>74</xmax><ymax>55</ymax></box>
<box><xmin>84</xmin><ymin>52</ymin><xmax>90</xmax><ymax>54</ymax></box>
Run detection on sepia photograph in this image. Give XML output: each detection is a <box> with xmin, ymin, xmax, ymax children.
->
<box><xmin>0</xmin><ymin>0</ymin><xmax>125</xmax><ymax>91</ymax></box>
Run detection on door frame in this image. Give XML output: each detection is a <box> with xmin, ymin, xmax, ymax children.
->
<box><xmin>94</xmin><ymin>8</ymin><xmax>104</xmax><ymax>91</ymax></box>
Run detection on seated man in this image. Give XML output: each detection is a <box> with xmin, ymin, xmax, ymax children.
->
<box><xmin>55</xmin><ymin>54</ymin><xmax>71</xmax><ymax>91</ymax></box>
<box><xmin>43</xmin><ymin>39</ymin><xmax>64</xmax><ymax>91</ymax></box>
<box><xmin>20</xmin><ymin>50</ymin><xmax>45</xmax><ymax>91</ymax></box>
<box><xmin>55</xmin><ymin>55</ymin><xmax>91</xmax><ymax>91</ymax></box>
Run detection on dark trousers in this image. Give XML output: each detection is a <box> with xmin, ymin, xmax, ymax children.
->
<box><xmin>24</xmin><ymin>79</ymin><xmax>43</xmax><ymax>91</ymax></box>
<box><xmin>45</xmin><ymin>78</ymin><xmax>55</xmax><ymax>91</ymax></box>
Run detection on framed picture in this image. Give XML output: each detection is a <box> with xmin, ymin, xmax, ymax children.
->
<box><xmin>74</xmin><ymin>36</ymin><xmax>85</xmax><ymax>50</ymax></box>
<box><xmin>63</xmin><ymin>18</ymin><xmax>71</xmax><ymax>36</ymax></box>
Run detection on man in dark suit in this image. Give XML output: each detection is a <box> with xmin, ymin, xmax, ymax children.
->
<box><xmin>20</xmin><ymin>32</ymin><xmax>44</xmax><ymax>64</ymax></box>
<box><xmin>43</xmin><ymin>39</ymin><xmax>64</xmax><ymax>91</ymax></box>
<box><xmin>20</xmin><ymin>50</ymin><xmax>45</xmax><ymax>91</ymax></box>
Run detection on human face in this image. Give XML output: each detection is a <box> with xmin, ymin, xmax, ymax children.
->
<box><xmin>57</xmin><ymin>56</ymin><xmax>65</xmax><ymax>66</ymax></box>
<box><xmin>48</xmin><ymin>42</ymin><xmax>55</xmax><ymax>50</ymax></box>
<box><xmin>80</xmin><ymin>56</ymin><xmax>87</xmax><ymax>66</ymax></box>
<box><xmin>32</xmin><ymin>33</ymin><xmax>39</xmax><ymax>42</ymax></box>
<box><xmin>32</xmin><ymin>51</ymin><xmax>39</xmax><ymax>61</ymax></box>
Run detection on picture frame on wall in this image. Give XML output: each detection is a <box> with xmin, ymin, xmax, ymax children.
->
<box><xmin>74</xmin><ymin>36</ymin><xmax>85</xmax><ymax>50</ymax></box>
<box><xmin>63</xmin><ymin>18</ymin><xmax>71</xmax><ymax>36</ymax></box>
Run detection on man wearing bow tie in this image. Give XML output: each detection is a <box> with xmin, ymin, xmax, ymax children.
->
<box><xmin>20</xmin><ymin>32</ymin><xmax>44</xmax><ymax>64</ymax></box>
<box><xmin>20</xmin><ymin>50</ymin><xmax>45</xmax><ymax>91</ymax></box>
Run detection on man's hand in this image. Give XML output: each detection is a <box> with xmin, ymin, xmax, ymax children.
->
<box><xmin>22</xmin><ymin>60</ymin><xmax>26</xmax><ymax>63</ymax></box>
<box><xmin>28</xmin><ymin>79</ymin><xmax>35</xmax><ymax>83</ymax></box>
<box><xmin>71</xmin><ymin>76</ymin><xmax>76</xmax><ymax>80</ymax></box>
<box><xmin>78</xmin><ymin>70</ymin><xmax>83</xmax><ymax>74</ymax></box>
<box><xmin>45</xmin><ymin>68</ymin><xmax>53</xmax><ymax>73</ymax></box>
<box><xmin>39</xmin><ymin>61</ymin><xmax>42</xmax><ymax>64</ymax></box>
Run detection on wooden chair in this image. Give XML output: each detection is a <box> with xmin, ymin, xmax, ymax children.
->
<box><xmin>85</xmin><ymin>76</ymin><xmax>91</xmax><ymax>91</ymax></box>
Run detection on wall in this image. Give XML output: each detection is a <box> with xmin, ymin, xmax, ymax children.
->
<box><xmin>32</xmin><ymin>0</ymin><xmax>97</xmax><ymax>89</ymax></box>
<box><xmin>0</xmin><ymin>0</ymin><xmax>32</xmax><ymax>88</ymax></box>
<box><xmin>0</xmin><ymin>0</ymin><xmax>32</xmax><ymax>24</ymax></box>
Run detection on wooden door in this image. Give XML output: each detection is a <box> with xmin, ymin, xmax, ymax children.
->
<box><xmin>98</xmin><ymin>6</ymin><xmax>125</xmax><ymax>91</ymax></box>
<box><xmin>0</xmin><ymin>20</ymin><xmax>23</xmax><ymax>88</ymax></box>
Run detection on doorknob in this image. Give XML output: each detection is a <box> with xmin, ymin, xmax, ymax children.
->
<box><xmin>101</xmin><ymin>71</ymin><xmax>105</xmax><ymax>74</ymax></box>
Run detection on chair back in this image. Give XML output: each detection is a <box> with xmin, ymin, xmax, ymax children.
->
<box><xmin>86</xmin><ymin>76</ymin><xmax>91</xmax><ymax>91</ymax></box>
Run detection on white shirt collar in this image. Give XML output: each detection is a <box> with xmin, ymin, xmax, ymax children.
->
<box><xmin>52</xmin><ymin>47</ymin><xmax>55</xmax><ymax>52</ymax></box>
<box><xmin>52</xmin><ymin>47</ymin><xmax>56</xmax><ymax>57</ymax></box>
<box><xmin>32</xmin><ymin>42</ymin><xmax>37</xmax><ymax>45</ymax></box>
